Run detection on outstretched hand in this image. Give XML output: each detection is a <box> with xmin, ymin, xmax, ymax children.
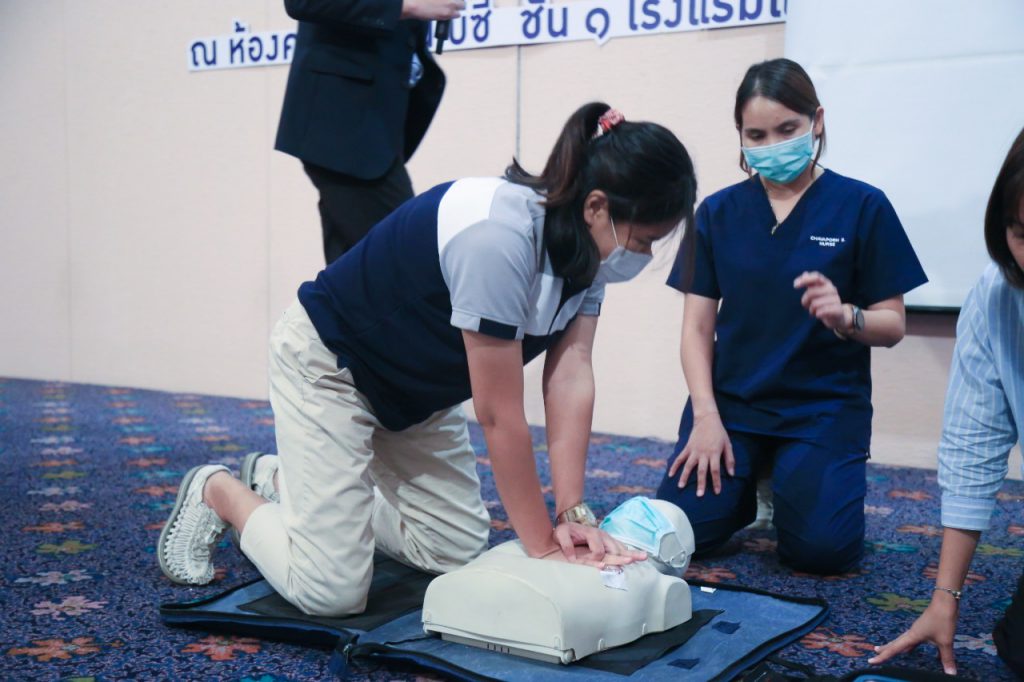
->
<box><xmin>869</xmin><ymin>597</ymin><xmax>959</xmax><ymax>675</ymax></box>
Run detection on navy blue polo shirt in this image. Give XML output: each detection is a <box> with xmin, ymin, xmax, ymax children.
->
<box><xmin>668</xmin><ymin>170</ymin><xmax>927</xmax><ymax>448</ymax></box>
<box><xmin>298</xmin><ymin>177</ymin><xmax>604</xmax><ymax>431</ymax></box>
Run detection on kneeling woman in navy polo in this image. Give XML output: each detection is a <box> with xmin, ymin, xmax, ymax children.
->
<box><xmin>158</xmin><ymin>102</ymin><xmax>698</xmax><ymax>616</ymax></box>
<box><xmin>656</xmin><ymin>58</ymin><xmax>927</xmax><ymax>574</ymax></box>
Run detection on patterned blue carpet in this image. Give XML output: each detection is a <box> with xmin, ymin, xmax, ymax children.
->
<box><xmin>1</xmin><ymin>377</ymin><xmax>1020</xmax><ymax>681</ymax></box>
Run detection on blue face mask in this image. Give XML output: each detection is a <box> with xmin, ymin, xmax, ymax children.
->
<box><xmin>741</xmin><ymin>128</ymin><xmax>815</xmax><ymax>184</ymax></box>
<box><xmin>600</xmin><ymin>497</ymin><xmax>682</xmax><ymax>564</ymax></box>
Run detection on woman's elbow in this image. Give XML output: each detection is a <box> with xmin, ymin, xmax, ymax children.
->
<box><xmin>473</xmin><ymin>399</ymin><xmax>525</xmax><ymax>433</ymax></box>
<box><xmin>883</xmin><ymin>320</ymin><xmax>907</xmax><ymax>348</ymax></box>
<box><xmin>474</xmin><ymin>404</ymin><xmax>501</xmax><ymax>430</ymax></box>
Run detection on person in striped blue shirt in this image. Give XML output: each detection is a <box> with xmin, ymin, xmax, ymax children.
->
<box><xmin>871</xmin><ymin>126</ymin><xmax>1024</xmax><ymax>676</ymax></box>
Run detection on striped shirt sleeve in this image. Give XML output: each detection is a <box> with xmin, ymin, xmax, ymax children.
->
<box><xmin>938</xmin><ymin>270</ymin><xmax>1020</xmax><ymax>530</ymax></box>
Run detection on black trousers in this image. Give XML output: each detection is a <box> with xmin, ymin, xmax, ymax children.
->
<box><xmin>994</xmin><ymin>569</ymin><xmax>1024</xmax><ymax>678</ymax></box>
<box><xmin>303</xmin><ymin>158</ymin><xmax>414</xmax><ymax>265</ymax></box>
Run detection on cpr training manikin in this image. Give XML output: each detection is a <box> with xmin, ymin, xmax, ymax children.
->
<box><xmin>422</xmin><ymin>497</ymin><xmax>696</xmax><ymax>664</ymax></box>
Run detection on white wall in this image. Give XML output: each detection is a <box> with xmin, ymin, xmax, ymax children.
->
<box><xmin>1</xmin><ymin>2</ymin><xmax>983</xmax><ymax>474</ymax></box>
<box><xmin>1</xmin><ymin>1</ymin><xmax>304</xmax><ymax>396</ymax></box>
<box><xmin>785</xmin><ymin>0</ymin><xmax>1024</xmax><ymax>309</ymax></box>
<box><xmin>0</xmin><ymin>0</ymin><xmax>779</xmax><ymax>422</ymax></box>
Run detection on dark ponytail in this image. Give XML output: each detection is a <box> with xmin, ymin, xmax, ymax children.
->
<box><xmin>506</xmin><ymin>102</ymin><xmax>697</xmax><ymax>284</ymax></box>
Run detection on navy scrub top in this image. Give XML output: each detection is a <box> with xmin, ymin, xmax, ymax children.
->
<box><xmin>668</xmin><ymin>169</ymin><xmax>928</xmax><ymax>450</ymax></box>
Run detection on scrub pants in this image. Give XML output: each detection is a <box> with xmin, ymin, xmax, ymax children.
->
<box><xmin>240</xmin><ymin>302</ymin><xmax>491</xmax><ymax>617</ymax></box>
<box><xmin>655</xmin><ymin>408</ymin><xmax>867</xmax><ymax>575</ymax></box>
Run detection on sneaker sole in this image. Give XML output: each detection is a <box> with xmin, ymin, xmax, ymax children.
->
<box><xmin>231</xmin><ymin>452</ymin><xmax>264</xmax><ymax>545</ymax></box>
<box><xmin>157</xmin><ymin>464</ymin><xmax>214</xmax><ymax>585</ymax></box>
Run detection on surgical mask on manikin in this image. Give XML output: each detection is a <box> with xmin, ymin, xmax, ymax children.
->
<box><xmin>592</xmin><ymin>217</ymin><xmax>653</xmax><ymax>285</ymax></box>
<box><xmin>741</xmin><ymin>126</ymin><xmax>815</xmax><ymax>184</ymax></box>
<box><xmin>599</xmin><ymin>496</ymin><xmax>693</xmax><ymax>572</ymax></box>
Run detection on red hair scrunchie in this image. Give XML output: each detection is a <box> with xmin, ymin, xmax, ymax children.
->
<box><xmin>593</xmin><ymin>109</ymin><xmax>625</xmax><ymax>139</ymax></box>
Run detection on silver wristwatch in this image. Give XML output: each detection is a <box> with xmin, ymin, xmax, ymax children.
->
<box><xmin>851</xmin><ymin>305</ymin><xmax>865</xmax><ymax>332</ymax></box>
<box><xmin>835</xmin><ymin>304</ymin><xmax>865</xmax><ymax>340</ymax></box>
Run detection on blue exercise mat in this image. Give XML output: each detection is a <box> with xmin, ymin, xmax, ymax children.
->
<box><xmin>338</xmin><ymin>583</ymin><xmax>828</xmax><ymax>681</ymax></box>
<box><xmin>160</xmin><ymin>559</ymin><xmax>828</xmax><ymax>682</ymax></box>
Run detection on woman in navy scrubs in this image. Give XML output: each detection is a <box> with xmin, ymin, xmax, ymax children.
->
<box><xmin>655</xmin><ymin>58</ymin><xmax>927</xmax><ymax>574</ymax></box>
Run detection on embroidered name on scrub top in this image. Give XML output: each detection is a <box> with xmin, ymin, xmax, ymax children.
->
<box><xmin>299</xmin><ymin>178</ymin><xmax>604</xmax><ymax>431</ymax></box>
<box><xmin>667</xmin><ymin>169</ymin><xmax>927</xmax><ymax>446</ymax></box>
<box><xmin>809</xmin><ymin>235</ymin><xmax>845</xmax><ymax>247</ymax></box>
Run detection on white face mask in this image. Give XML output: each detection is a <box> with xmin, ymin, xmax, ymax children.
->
<box><xmin>592</xmin><ymin>217</ymin><xmax>653</xmax><ymax>285</ymax></box>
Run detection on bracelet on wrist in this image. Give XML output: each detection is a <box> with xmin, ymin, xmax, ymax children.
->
<box><xmin>934</xmin><ymin>586</ymin><xmax>962</xmax><ymax>601</ymax></box>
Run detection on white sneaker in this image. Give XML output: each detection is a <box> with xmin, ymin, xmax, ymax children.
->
<box><xmin>232</xmin><ymin>452</ymin><xmax>279</xmax><ymax>545</ymax></box>
<box><xmin>240</xmin><ymin>452</ymin><xmax>279</xmax><ymax>503</ymax></box>
<box><xmin>158</xmin><ymin>464</ymin><xmax>230</xmax><ymax>585</ymax></box>
<box><xmin>746</xmin><ymin>476</ymin><xmax>774</xmax><ymax>531</ymax></box>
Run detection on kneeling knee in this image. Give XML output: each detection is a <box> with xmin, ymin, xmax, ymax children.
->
<box><xmin>427</xmin><ymin>530</ymin><xmax>489</xmax><ymax>573</ymax></box>
<box><xmin>420</xmin><ymin>512</ymin><xmax>490</xmax><ymax>572</ymax></box>
<box><xmin>779</xmin><ymin>531</ymin><xmax>863</xmax><ymax>575</ymax></box>
<box><xmin>290</xmin><ymin>575</ymin><xmax>369</xmax><ymax>618</ymax></box>
<box><xmin>458</xmin><ymin>533</ymin><xmax>489</xmax><ymax>565</ymax></box>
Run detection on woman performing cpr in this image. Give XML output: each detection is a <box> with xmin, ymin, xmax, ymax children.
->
<box><xmin>158</xmin><ymin>102</ymin><xmax>698</xmax><ymax>616</ymax></box>
<box><xmin>656</xmin><ymin>59</ymin><xmax>927</xmax><ymax>574</ymax></box>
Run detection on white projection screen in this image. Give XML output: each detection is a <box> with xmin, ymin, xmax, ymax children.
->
<box><xmin>785</xmin><ymin>0</ymin><xmax>1024</xmax><ymax>309</ymax></box>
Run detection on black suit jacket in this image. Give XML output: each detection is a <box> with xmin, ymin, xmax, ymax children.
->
<box><xmin>274</xmin><ymin>0</ymin><xmax>445</xmax><ymax>179</ymax></box>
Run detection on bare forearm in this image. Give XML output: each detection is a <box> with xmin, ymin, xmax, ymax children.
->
<box><xmin>681</xmin><ymin>324</ymin><xmax>718</xmax><ymax>417</ymax></box>
<box><xmin>540</xmin><ymin>314</ymin><xmax>599</xmax><ymax>520</ymax></box>
<box><xmin>544</xmin><ymin>373</ymin><xmax>594</xmax><ymax>516</ymax></box>
<box><xmin>935</xmin><ymin>527</ymin><xmax>981</xmax><ymax>591</ymax></box>
<box><xmin>849</xmin><ymin>307</ymin><xmax>905</xmax><ymax>348</ymax></box>
<box><xmin>463</xmin><ymin>329</ymin><xmax>556</xmax><ymax>557</ymax></box>
<box><xmin>484</xmin><ymin>421</ymin><xmax>556</xmax><ymax>556</ymax></box>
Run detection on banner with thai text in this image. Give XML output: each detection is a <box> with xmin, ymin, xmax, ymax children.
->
<box><xmin>188</xmin><ymin>0</ymin><xmax>786</xmax><ymax>72</ymax></box>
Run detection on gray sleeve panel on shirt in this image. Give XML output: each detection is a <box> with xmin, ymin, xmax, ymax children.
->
<box><xmin>441</xmin><ymin>193</ymin><xmax>539</xmax><ymax>341</ymax></box>
<box><xmin>580</xmin><ymin>282</ymin><xmax>605</xmax><ymax>316</ymax></box>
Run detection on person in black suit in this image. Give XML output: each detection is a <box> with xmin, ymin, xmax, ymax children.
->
<box><xmin>275</xmin><ymin>0</ymin><xmax>464</xmax><ymax>264</ymax></box>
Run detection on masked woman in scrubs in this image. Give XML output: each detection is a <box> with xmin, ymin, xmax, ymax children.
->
<box><xmin>655</xmin><ymin>58</ymin><xmax>927</xmax><ymax>574</ymax></box>
<box><xmin>869</xmin><ymin>126</ymin><xmax>1024</xmax><ymax>676</ymax></box>
<box><xmin>157</xmin><ymin>102</ymin><xmax>699</xmax><ymax>617</ymax></box>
